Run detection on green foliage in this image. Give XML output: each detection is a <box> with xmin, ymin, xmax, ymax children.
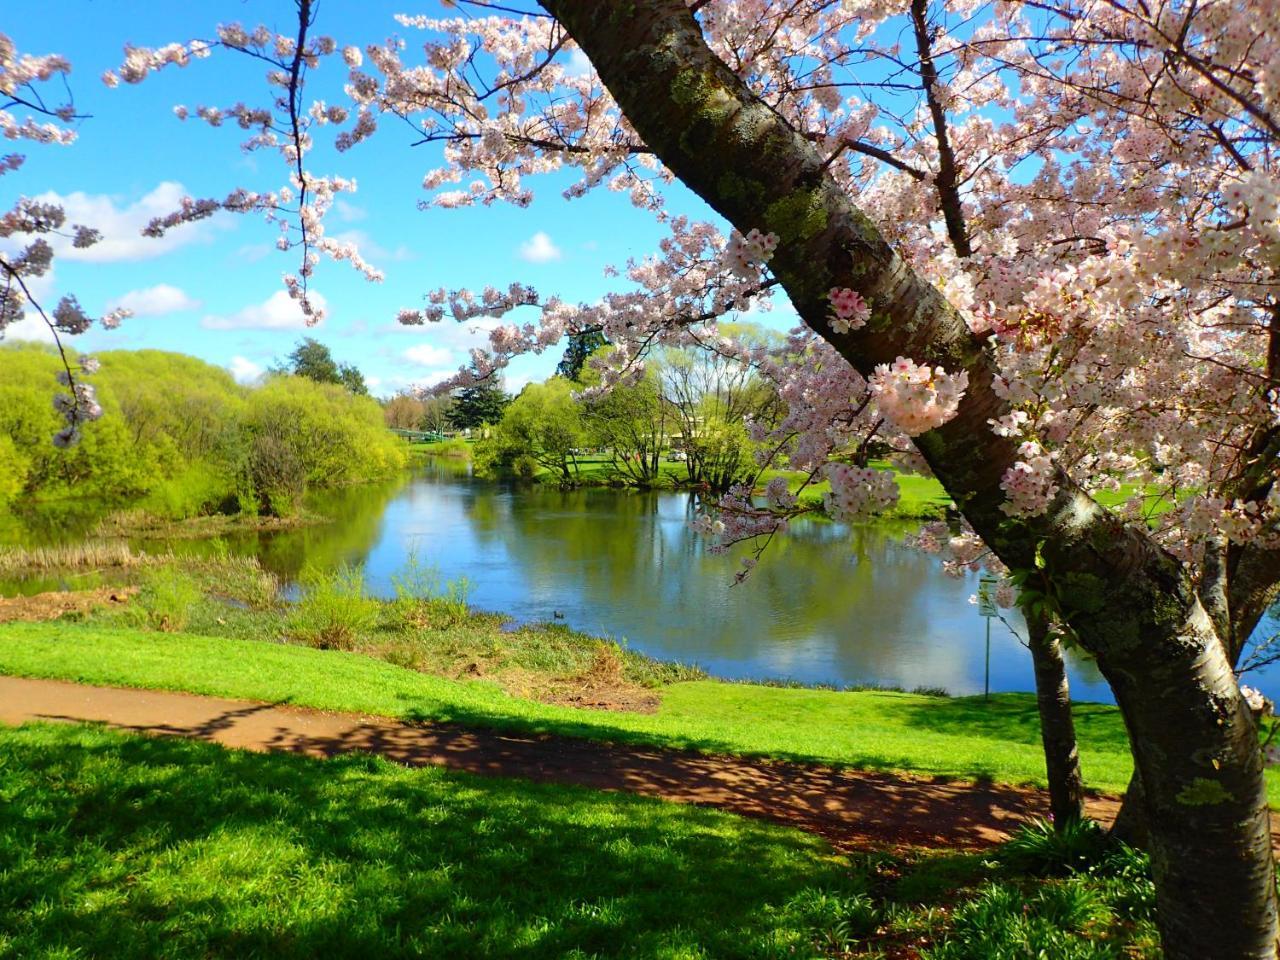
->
<box><xmin>474</xmin><ymin>378</ymin><xmax>586</xmax><ymax>483</ymax></box>
<box><xmin>579</xmin><ymin>353</ymin><xmax>668</xmax><ymax>487</ymax></box>
<box><xmin>556</xmin><ymin>329</ymin><xmax>608</xmax><ymax>380</ymax></box>
<box><xmin>447</xmin><ymin>380</ymin><xmax>510</xmax><ymax>430</ymax></box>
<box><xmin>284</xmin><ymin>564</ymin><xmax>382</xmax><ymax>650</ymax></box>
<box><xmin>0</xmin><ymin>434</ymin><xmax>28</xmax><ymax>508</ymax></box>
<box><xmin>0</xmin><ymin>345</ymin><xmax>404</xmax><ymax>520</ymax></box>
<box><xmin>281</xmin><ymin>336</ymin><xmax>368</xmax><ymax>395</ymax></box>
<box><xmin>131</xmin><ymin>566</ymin><xmax>203</xmax><ymax>632</ymax></box>
<box><xmin>245</xmin><ymin>376</ymin><xmax>405</xmax><ymax>495</ymax></box>
<box><xmin>999</xmin><ymin>818</ymin><xmax>1113</xmax><ymax>877</ymax></box>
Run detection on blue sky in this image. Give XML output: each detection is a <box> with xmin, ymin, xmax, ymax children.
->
<box><xmin>7</xmin><ymin>1</ymin><xmax>793</xmax><ymax>395</ymax></box>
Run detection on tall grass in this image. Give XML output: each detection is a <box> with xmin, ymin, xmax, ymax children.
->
<box><xmin>283</xmin><ymin>564</ymin><xmax>381</xmax><ymax>650</ymax></box>
<box><xmin>0</xmin><ymin>541</ymin><xmax>170</xmax><ymax>575</ymax></box>
<box><xmin>130</xmin><ymin>566</ymin><xmax>202</xmax><ymax>632</ymax></box>
<box><xmin>390</xmin><ymin>552</ymin><xmax>472</xmax><ymax>627</ymax></box>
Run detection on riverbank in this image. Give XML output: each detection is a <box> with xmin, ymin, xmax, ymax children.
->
<box><xmin>0</xmin><ymin>557</ymin><xmax>1139</xmax><ymax>795</ymax></box>
<box><xmin>7</xmin><ymin>557</ymin><xmax>1271</xmax><ymax>800</ymax></box>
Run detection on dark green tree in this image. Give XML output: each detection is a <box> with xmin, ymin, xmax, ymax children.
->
<box><xmin>555</xmin><ymin>329</ymin><xmax>607</xmax><ymax>381</ymax></box>
<box><xmin>446</xmin><ymin>381</ymin><xmax>510</xmax><ymax>430</ymax></box>
<box><xmin>281</xmin><ymin>338</ymin><xmax>367</xmax><ymax>395</ymax></box>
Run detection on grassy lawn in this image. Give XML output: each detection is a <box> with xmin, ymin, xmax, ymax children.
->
<box><xmin>762</xmin><ymin>460</ymin><xmax>954</xmax><ymax>520</ymax></box>
<box><xmin>0</xmin><ymin>722</ymin><xmax>1161</xmax><ymax>959</ymax></box>
<box><xmin>0</xmin><ymin>619</ymin><xmax>1147</xmax><ymax>794</ymax></box>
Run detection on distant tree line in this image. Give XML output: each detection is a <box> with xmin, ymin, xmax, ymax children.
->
<box><xmin>470</xmin><ymin>324</ymin><xmax>784</xmax><ymax>492</ymax></box>
<box><xmin>0</xmin><ymin>343</ymin><xmax>404</xmax><ymax>518</ymax></box>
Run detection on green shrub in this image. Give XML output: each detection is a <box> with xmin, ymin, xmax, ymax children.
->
<box><xmin>140</xmin><ymin>461</ymin><xmax>237</xmax><ymax>520</ymax></box>
<box><xmin>388</xmin><ymin>553</ymin><xmax>472</xmax><ymax>629</ymax></box>
<box><xmin>284</xmin><ymin>564</ymin><xmax>381</xmax><ymax>650</ymax></box>
<box><xmin>0</xmin><ymin>433</ymin><xmax>29</xmax><ymax>508</ymax></box>
<box><xmin>134</xmin><ymin>567</ymin><xmax>202</xmax><ymax>632</ymax></box>
<box><xmin>999</xmin><ymin>818</ymin><xmax>1110</xmax><ymax>877</ymax></box>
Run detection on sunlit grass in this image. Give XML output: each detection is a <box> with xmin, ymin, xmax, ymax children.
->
<box><xmin>0</xmin><ymin>619</ymin><xmax>1154</xmax><ymax>795</ymax></box>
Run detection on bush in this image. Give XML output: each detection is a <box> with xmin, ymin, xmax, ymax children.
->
<box><xmin>284</xmin><ymin>564</ymin><xmax>381</xmax><ymax>650</ymax></box>
<box><xmin>133</xmin><ymin>567</ymin><xmax>202</xmax><ymax>632</ymax></box>
<box><xmin>390</xmin><ymin>553</ymin><xmax>472</xmax><ymax>628</ymax></box>
<box><xmin>999</xmin><ymin>818</ymin><xmax>1111</xmax><ymax>877</ymax></box>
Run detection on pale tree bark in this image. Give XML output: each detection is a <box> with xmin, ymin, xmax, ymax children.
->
<box><xmin>1025</xmin><ymin>609</ymin><xmax>1085</xmax><ymax>827</ymax></box>
<box><xmin>1113</xmin><ymin>534</ymin><xmax>1280</xmax><ymax>847</ymax></box>
<box><xmin>540</xmin><ymin>2</ymin><xmax>1280</xmax><ymax>956</ymax></box>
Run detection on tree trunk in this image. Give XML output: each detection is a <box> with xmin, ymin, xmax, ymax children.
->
<box><xmin>1099</xmin><ymin>605</ymin><xmax>1277</xmax><ymax>959</ymax></box>
<box><xmin>1026</xmin><ymin>610</ymin><xmax>1084</xmax><ymax>827</ymax></box>
<box><xmin>542</xmin><ymin>2</ymin><xmax>1280</xmax><ymax>955</ymax></box>
<box><xmin>1110</xmin><ymin>769</ymin><xmax>1150</xmax><ymax>849</ymax></box>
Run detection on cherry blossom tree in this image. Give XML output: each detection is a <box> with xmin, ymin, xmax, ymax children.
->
<box><xmin>13</xmin><ymin>0</ymin><xmax>1280</xmax><ymax>955</ymax></box>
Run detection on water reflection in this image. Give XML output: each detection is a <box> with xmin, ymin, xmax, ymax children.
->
<box><xmin>313</xmin><ymin>462</ymin><xmax>1118</xmax><ymax>701</ymax></box>
<box><xmin>7</xmin><ymin>460</ymin><xmax>1276</xmax><ymax>704</ymax></box>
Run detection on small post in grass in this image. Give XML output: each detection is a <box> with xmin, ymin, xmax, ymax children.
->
<box><xmin>977</xmin><ymin>575</ymin><xmax>998</xmax><ymax>701</ymax></box>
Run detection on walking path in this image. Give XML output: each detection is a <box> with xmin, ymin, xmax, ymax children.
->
<box><xmin>0</xmin><ymin>673</ymin><xmax>1125</xmax><ymax>850</ymax></box>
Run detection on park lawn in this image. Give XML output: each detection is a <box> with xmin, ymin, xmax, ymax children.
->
<box><xmin>0</xmin><ymin>722</ymin><xmax>853</xmax><ymax>959</ymax></box>
<box><xmin>762</xmin><ymin>461</ymin><xmax>953</xmax><ymax>519</ymax></box>
<box><xmin>0</xmin><ymin>722</ymin><xmax>1162</xmax><ymax>959</ymax></box>
<box><xmin>0</xmin><ymin>620</ymin><xmax>1148</xmax><ymax>797</ymax></box>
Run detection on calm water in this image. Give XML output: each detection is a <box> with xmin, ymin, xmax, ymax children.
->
<box><xmin>7</xmin><ymin>461</ymin><xmax>1279</xmax><ymax>703</ymax></box>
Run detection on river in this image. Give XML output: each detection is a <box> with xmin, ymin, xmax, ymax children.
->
<box><xmin>6</xmin><ymin>460</ymin><xmax>1279</xmax><ymax>703</ymax></box>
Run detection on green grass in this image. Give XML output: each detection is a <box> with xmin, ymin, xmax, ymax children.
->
<box><xmin>761</xmin><ymin>459</ymin><xmax>954</xmax><ymax>520</ymax></box>
<box><xmin>0</xmin><ymin>619</ymin><xmax>1151</xmax><ymax>795</ymax></box>
<box><xmin>0</xmin><ymin>723</ymin><xmax>1162</xmax><ymax>959</ymax></box>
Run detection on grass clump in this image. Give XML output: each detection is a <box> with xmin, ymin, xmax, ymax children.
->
<box><xmin>130</xmin><ymin>566</ymin><xmax>202</xmax><ymax>633</ymax></box>
<box><xmin>389</xmin><ymin>553</ymin><xmax>473</xmax><ymax>628</ymax></box>
<box><xmin>0</xmin><ymin>541</ymin><xmax>167</xmax><ymax>575</ymax></box>
<box><xmin>283</xmin><ymin>564</ymin><xmax>381</xmax><ymax>650</ymax></box>
<box><xmin>998</xmin><ymin>816</ymin><xmax>1111</xmax><ymax>877</ymax></box>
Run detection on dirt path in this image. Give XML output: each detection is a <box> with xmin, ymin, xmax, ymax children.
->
<box><xmin>0</xmin><ymin>673</ymin><xmax>1126</xmax><ymax>851</ymax></box>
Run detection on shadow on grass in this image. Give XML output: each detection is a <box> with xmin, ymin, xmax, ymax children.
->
<box><xmin>18</xmin><ymin>689</ymin><xmax>1065</xmax><ymax>856</ymax></box>
<box><xmin>1</xmin><ymin>722</ymin><xmax>859</xmax><ymax>960</ymax></box>
<box><xmin>888</xmin><ymin>694</ymin><xmax>1131</xmax><ymax>755</ymax></box>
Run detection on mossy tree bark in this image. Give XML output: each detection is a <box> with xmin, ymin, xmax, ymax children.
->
<box><xmin>539</xmin><ymin>2</ymin><xmax>1280</xmax><ymax>956</ymax></box>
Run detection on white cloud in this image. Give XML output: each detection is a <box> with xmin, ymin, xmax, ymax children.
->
<box><xmin>334</xmin><ymin>199</ymin><xmax>366</xmax><ymax>223</ymax></box>
<box><xmin>201</xmin><ymin>289</ymin><xmax>328</xmax><ymax>331</ymax></box>
<box><xmin>1</xmin><ymin>314</ymin><xmax>56</xmax><ymax>343</ymax></box>
<box><xmin>517</xmin><ymin>231</ymin><xmax>562</xmax><ymax>263</ymax></box>
<box><xmin>228</xmin><ymin>356</ymin><xmax>265</xmax><ymax>383</ymax></box>
<box><xmin>403</xmin><ymin>343</ymin><xmax>454</xmax><ymax>367</ymax></box>
<box><xmin>36</xmin><ymin>181</ymin><xmax>223</xmax><ymax>263</ymax></box>
<box><xmin>109</xmin><ymin>283</ymin><xmax>200</xmax><ymax>317</ymax></box>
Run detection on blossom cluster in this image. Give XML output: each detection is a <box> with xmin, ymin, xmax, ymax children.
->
<box><xmin>999</xmin><ymin>441</ymin><xmax>1060</xmax><ymax>519</ymax></box>
<box><xmin>868</xmin><ymin>358</ymin><xmax>969</xmax><ymax>437</ymax></box>
<box><xmin>822</xmin><ymin>463</ymin><xmax>900</xmax><ymax>520</ymax></box>
<box><xmin>827</xmin><ymin>287</ymin><xmax>870</xmax><ymax>334</ymax></box>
